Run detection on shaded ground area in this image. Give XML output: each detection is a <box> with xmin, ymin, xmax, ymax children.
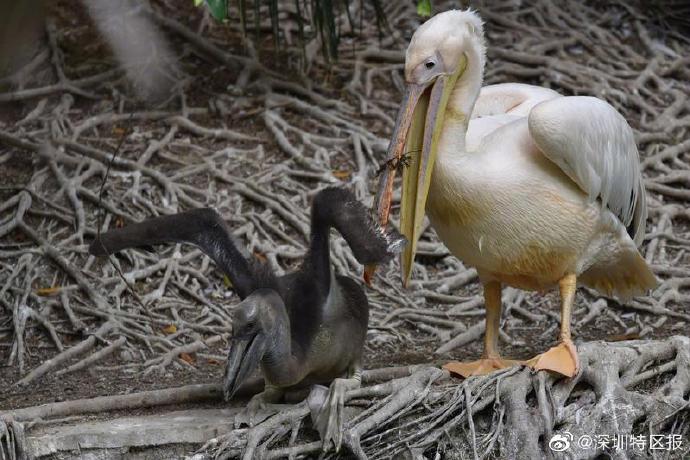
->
<box><xmin>1</xmin><ymin>0</ymin><xmax>689</xmax><ymax>458</ymax></box>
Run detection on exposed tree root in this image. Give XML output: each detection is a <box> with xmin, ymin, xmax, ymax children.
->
<box><xmin>0</xmin><ymin>418</ymin><xmax>26</xmax><ymax>460</ymax></box>
<box><xmin>196</xmin><ymin>338</ymin><xmax>690</xmax><ymax>459</ymax></box>
<box><xmin>1</xmin><ymin>383</ymin><xmax>223</xmax><ymax>423</ymax></box>
<box><xmin>1</xmin><ymin>338</ymin><xmax>687</xmax><ymax>459</ymax></box>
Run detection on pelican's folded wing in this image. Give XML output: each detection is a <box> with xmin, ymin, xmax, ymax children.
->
<box><xmin>473</xmin><ymin>83</ymin><xmax>560</xmax><ymax>118</ymax></box>
<box><xmin>528</xmin><ymin>96</ymin><xmax>646</xmax><ymax>245</ymax></box>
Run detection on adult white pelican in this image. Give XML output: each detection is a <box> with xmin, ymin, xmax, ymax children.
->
<box><xmin>371</xmin><ymin>9</ymin><xmax>657</xmax><ymax>378</ymax></box>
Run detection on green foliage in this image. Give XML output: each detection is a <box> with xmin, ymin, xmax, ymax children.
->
<box><xmin>194</xmin><ymin>0</ymin><xmax>389</xmax><ymax>64</ymax></box>
<box><xmin>417</xmin><ymin>0</ymin><xmax>431</xmax><ymax>17</ymax></box>
<box><xmin>232</xmin><ymin>0</ymin><xmax>282</xmax><ymax>49</ymax></box>
<box><xmin>203</xmin><ymin>0</ymin><xmax>228</xmax><ymax>21</ymax></box>
<box><xmin>312</xmin><ymin>0</ymin><xmax>339</xmax><ymax>62</ymax></box>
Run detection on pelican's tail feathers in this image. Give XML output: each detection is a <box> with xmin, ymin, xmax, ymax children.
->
<box><xmin>580</xmin><ymin>248</ymin><xmax>657</xmax><ymax>302</ymax></box>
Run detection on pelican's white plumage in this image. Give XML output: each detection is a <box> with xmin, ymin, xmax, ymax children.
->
<box><xmin>414</xmin><ymin>10</ymin><xmax>656</xmax><ymax>300</ymax></box>
<box><xmin>528</xmin><ymin>96</ymin><xmax>647</xmax><ymax>245</ymax></box>
<box><xmin>429</xmin><ymin>106</ymin><xmax>654</xmax><ymax>298</ymax></box>
<box><xmin>377</xmin><ymin>9</ymin><xmax>657</xmax><ymax>377</ymax></box>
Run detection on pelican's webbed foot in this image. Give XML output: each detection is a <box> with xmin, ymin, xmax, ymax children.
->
<box><xmin>235</xmin><ymin>386</ymin><xmax>283</xmax><ymax>428</ymax></box>
<box><xmin>527</xmin><ymin>338</ymin><xmax>579</xmax><ymax>378</ymax></box>
<box><xmin>444</xmin><ymin>357</ymin><xmax>522</xmax><ymax>378</ymax></box>
<box><xmin>308</xmin><ymin>373</ymin><xmax>361</xmax><ymax>452</ymax></box>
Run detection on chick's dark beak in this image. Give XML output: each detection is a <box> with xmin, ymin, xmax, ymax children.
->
<box><xmin>223</xmin><ymin>331</ymin><xmax>267</xmax><ymax>400</ymax></box>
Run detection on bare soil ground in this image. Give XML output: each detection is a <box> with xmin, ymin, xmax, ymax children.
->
<box><xmin>1</xmin><ymin>0</ymin><xmax>689</xmax><ymax>458</ymax></box>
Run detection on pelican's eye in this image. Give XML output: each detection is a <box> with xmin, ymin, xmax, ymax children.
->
<box><xmin>410</xmin><ymin>56</ymin><xmax>442</xmax><ymax>84</ymax></box>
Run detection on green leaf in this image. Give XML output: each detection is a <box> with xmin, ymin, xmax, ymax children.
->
<box><xmin>238</xmin><ymin>0</ymin><xmax>247</xmax><ymax>37</ymax></box>
<box><xmin>204</xmin><ymin>0</ymin><xmax>227</xmax><ymax>21</ymax></box>
<box><xmin>417</xmin><ymin>0</ymin><xmax>431</xmax><ymax>17</ymax></box>
<box><xmin>193</xmin><ymin>0</ymin><xmax>203</xmax><ymax>6</ymax></box>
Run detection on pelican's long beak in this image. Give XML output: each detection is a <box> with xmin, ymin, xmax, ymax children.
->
<box><xmin>223</xmin><ymin>330</ymin><xmax>267</xmax><ymax>401</ymax></box>
<box><xmin>381</xmin><ymin>56</ymin><xmax>467</xmax><ymax>287</ymax></box>
<box><xmin>363</xmin><ymin>83</ymin><xmax>428</xmax><ymax>286</ymax></box>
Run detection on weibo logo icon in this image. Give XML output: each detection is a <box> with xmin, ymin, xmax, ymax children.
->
<box><xmin>549</xmin><ymin>432</ymin><xmax>573</xmax><ymax>452</ymax></box>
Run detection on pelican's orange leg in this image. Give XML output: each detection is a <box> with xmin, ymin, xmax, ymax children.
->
<box><xmin>444</xmin><ymin>281</ymin><xmax>521</xmax><ymax>378</ymax></box>
<box><xmin>527</xmin><ymin>273</ymin><xmax>580</xmax><ymax>377</ymax></box>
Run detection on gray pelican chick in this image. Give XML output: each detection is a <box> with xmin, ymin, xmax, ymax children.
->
<box><xmin>89</xmin><ymin>187</ymin><xmax>404</xmax><ymax>452</ymax></box>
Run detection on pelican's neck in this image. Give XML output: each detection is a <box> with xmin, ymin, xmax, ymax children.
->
<box><xmin>438</xmin><ymin>41</ymin><xmax>485</xmax><ymax>156</ymax></box>
<box><xmin>260</xmin><ymin>302</ymin><xmax>302</xmax><ymax>387</ymax></box>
